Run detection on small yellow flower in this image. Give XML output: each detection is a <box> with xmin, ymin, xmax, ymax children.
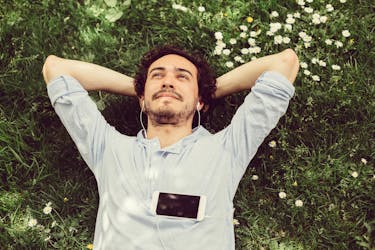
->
<box><xmin>292</xmin><ymin>181</ymin><xmax>298</xmax><ymax>186</ymax></box>
<box><xmin>63</xmin><ymin>197</ymin><xmax>69</xmax><ymax>203</ymax></box>
<box><xmin>87</xmin><ymin>243</ymin><xmax>94</xmax><ymax>249</ymax></box>
<box><xmin>233</xmin><ymin>219</ymin><xmax>240</xmax><ymax>225</ymax></box>
<box><xmin>246</xmin><ymin>16</ymin><xmax>254</xmax><ymax>23</ymax></box>
<box><xmin>349</xmin><ymin>38</ymin><xmax>354</xmax><ymax>45</ymax></box>
<box><xmin>224</xmin><ymin>12</ymin><xmax>228</xmax><ymax>17</ymax></box>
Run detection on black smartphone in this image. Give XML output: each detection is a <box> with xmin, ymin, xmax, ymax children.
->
<box><xmin>151</xmin><ymin>191</ymin><xmax>206</xmax><ymax>221</ymax></box>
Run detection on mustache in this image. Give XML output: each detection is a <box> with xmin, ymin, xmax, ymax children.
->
<box><xmin>152</xmin><ymin>90</ymin><xmax>183</xmax><ymax>101</ymax></box>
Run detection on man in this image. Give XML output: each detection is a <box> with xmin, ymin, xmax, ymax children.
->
<box><xmin>43</xmin><ymin>45</ymin><xmax>299</xmax><ymax>250</ymax></box>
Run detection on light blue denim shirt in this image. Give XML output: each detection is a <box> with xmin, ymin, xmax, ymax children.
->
<box><xmin>47</xmin><ymin>71</ymin><xmax>295</xmax><ymax>250</ymax></box>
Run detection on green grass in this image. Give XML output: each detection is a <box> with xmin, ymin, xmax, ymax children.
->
<box><xmin>0</xmin><ymin>0</ymin><xmax>374</xmax><ymax>249</ymax></box>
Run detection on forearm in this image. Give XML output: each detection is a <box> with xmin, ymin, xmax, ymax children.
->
<box><xmin>215</xmin><ymin>49</ymin><xmax>299</xmax><ymax>98</ymax></box>
<box><xmin>42</xmin><ymin>55</ymin><xmax>136</xmax><ymax>96</ymax></box>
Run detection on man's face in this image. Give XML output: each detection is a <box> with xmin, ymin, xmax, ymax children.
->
<box><xmin>142</xmin><ymin>54</ymin><xmax>199</xmax><ymax>126</ymax></box>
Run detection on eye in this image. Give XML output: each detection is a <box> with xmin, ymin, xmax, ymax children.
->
<box><xmin>177</xmin><ymin>74</ymin><xmax>189</xmax><ymax>80</ymax></box>
<box><xmin>151</xmin><ymin>72</ymin><xmax>162</xmax><ymax>79</ymax></box>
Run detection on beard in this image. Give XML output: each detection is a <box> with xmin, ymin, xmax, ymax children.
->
<box><xmin>144</xmin><ymin>101</ymin><xmax>196</xmax><ymax>126</ymax></box>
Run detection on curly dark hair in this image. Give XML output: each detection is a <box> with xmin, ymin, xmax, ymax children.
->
<box><xmin>134</xmin><ymin>45</ymin><xmax>217</xmax><ymax>106</ymax></box>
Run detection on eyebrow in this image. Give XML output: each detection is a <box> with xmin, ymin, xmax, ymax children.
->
<box><xmin>149</xmin><ymin>67</ymin><xmax>193</xmax><ymax>77</ymax></box>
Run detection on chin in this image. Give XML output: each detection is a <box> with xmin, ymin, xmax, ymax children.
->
<box><xmin>157</xmin><ymin>102</ymin><xmax>178</xmax><ymax>110</ymax></box>
<box><xmin>158</xmin><ymin>108</ymin><xmax>179</xmax><ymax>115</ymax></box>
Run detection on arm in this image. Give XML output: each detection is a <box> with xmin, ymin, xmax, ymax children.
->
<box><xmin>215</xmin><ymin>48</ymin><xmax>299</xmax><ymax>98</ymax></box>
<box><xmin>42</xmin><ymin>55</ymin><xmax>137</xmax><ymax>96</ymax></box>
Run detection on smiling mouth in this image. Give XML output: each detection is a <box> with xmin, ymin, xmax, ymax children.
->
<box><xmin>152</xmin><ymin>91</ymin><xmax>182</xmax><ymax>101</ymax></box>
<box><xmin>157</xmin><ymin>94</ymin><xmax>177</xmax><ymax>99</ymax></box>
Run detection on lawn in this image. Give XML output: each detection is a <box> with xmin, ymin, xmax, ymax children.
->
<box><xmin>0</xmin><ymin>0</ymin><xmax>374</xmax><ymax>249</ymax></box>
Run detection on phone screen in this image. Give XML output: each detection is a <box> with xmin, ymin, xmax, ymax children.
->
<box><xmin>156</xmin><ymin>192</ymin><xmax>200</xmax><ymax>219</ymax></box>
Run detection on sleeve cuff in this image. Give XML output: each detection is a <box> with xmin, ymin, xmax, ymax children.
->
<box><xmin>47</xmin><ymin>75</ymin><xmax>87</xmax><ymax>106</ymax></box>
<box><xmin>255</xmin><ymin>71</ymin><xmax>295</xmax><ymax>98</ymax></box>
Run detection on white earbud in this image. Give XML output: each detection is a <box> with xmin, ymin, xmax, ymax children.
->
<box><xmin>196</xmin><ymin>102</ymin><xmax>201</xmax><ymax>128</ymax></box>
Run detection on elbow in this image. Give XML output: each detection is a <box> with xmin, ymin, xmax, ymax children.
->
<box><xmin>282</xmin><ymin>48</ymin><xmax>298</xmax><ymax>63</ymax></box>
<box><xmin>282</xmin><ymin>48</ymin><xmax>299</xmax><ymax>69</ymax></box>
<box><xmin>280</xmin><ymin>49</ymin><xmax>300</xmax><ymax>83</ymax></box>
<box><xmin>42</xmin><ymin>55</ymin><xmax>60</xmax><ymax>84</ymax></box>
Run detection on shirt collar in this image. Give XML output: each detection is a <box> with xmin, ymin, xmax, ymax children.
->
<box><xmin>136</xmin><ymin>126</ymin><xmax>211</xmax><ymax>154</ymax></box>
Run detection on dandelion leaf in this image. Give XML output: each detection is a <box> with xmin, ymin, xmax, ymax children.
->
<box><xmin>104</xmin><ymin>0</ymin><xmax>117</xmax><ymax>8</ymax></box>
<box><xmin>105</xmin><ymin>8</ymin><xmax>123</xmax><ymax>23</ymax></box>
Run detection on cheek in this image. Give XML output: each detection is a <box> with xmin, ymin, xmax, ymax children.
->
<box><xmin>191</xmin><ymin>80</ymin><xmax>199</xmax><ymax>94</ymax></box>
<box><xmin>190</xmin><ymin>84</ymin><xmax>199</xmax><ymax>98</ymax></box>
<box><xmin>143</xmin><ymin>83</ymin><xmax>155</xmax><ymax>99</ymax></box>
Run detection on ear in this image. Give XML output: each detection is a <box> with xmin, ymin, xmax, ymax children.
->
<box><xmin>139</xmin><ymin>97</ymin><xmax>145</xmax><ymax>110</ymax></box>
<box><xmin>198</xmin><ymin>98</ymin><xmax>210</xmax><ymax>112</ymax></box>
<box><xmin>196</xmin><ymin>101</ymin><xmax>204</xmax><ymax>111</ymax></box>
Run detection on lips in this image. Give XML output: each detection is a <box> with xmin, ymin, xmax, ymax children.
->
<box><xmin>152</xmin><ymin>90</ymin><xmax>182</xmax><ymax>101</ymax></box>
<box><xmin>157</xmin><ymin>93</ymin><xmax>178</xmax><ymax>99</ymax></box>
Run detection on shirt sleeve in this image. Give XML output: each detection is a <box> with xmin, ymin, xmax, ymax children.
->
<box><xmin>220</xmin><ymin>71</ymin><xmax>295</xmax><ymax>187</ymax></box>
<box><xmin>47</xmin><ymin>75</ymin><xmax>111</xmax><ymax>173</ymax></box>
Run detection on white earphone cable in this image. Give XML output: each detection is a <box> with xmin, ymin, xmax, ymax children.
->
<box><xmin>140</xmin><ymin>101</ymin><xmax>148</xmax><ymax>138</ymax></box>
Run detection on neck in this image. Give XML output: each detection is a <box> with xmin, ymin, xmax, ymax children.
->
<box><xmin>146</xmin><ymin>119</ymin><xmax>194</xmax><ymax>148</ymax></box>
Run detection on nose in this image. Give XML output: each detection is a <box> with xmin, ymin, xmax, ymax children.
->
<box><xmin>162</xmin><ymin>83</ymin><xmax>174</xmax><ymax>89</ymax></box>
<box><xmin>162</xmin><ymin>74</ymin><xmax>175</xmax><ymax>89</ymax></box>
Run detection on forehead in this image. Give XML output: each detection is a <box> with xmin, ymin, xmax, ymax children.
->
<box><xmin>148</xmin><ymin>54</ymin><xmax>197</xmax><ymax>76</ymax></box>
